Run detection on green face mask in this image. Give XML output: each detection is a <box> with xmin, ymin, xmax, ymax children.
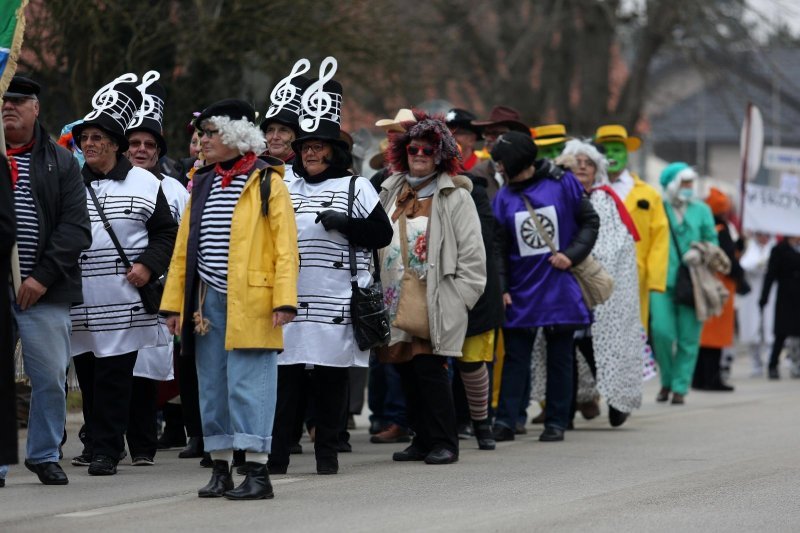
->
<box><xmin>602</xmin><ymin>141</ymin><xmax>628</xmax><ymax>173</ymax></box>
<box><xmin>538</xmin><ymin>142</ymin><xmax>566</xmax><ymax>161</ymax></box>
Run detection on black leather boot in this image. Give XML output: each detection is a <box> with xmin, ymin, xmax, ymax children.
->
<box><xmin>472</xmin><ymin>419</ymin><xmax>496</xmax><ymax>451</ymax></box>
<box><xmin>178</xmin><ymin>437</ymin><xmax>204</xmax><ymax>459</ymax></box>
<box><xmin>224</xmin><ymin>463</ymin><xmax>274</xmax><ymax>500</ymax></box>
<box><xmin>198</xmin><ymin>460</ymin><xmax>233</xmax><ymax>498</ymax></box>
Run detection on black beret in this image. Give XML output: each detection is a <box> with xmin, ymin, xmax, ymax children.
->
<box><xmin>5</xmin><ymin>76</ymin><xmax>41</xmax><ymax>98</ymax></box>
<box><xmin>195</xmin><ymin>98</ymin><xmax>255</xmax><ymax>127</ymax></box>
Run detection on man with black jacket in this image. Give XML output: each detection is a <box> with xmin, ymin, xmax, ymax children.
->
<box><xmin>0</xmin><ymin>155</ymin><xmax>17</xmax><ymax>487</ymax></box>
<box><xmin>3</xmin><ymin>76</ymin><xmax>92</xmax><ymax>485</ymax></box>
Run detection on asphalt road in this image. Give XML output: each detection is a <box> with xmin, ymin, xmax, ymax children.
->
<box><xmin>1</xmin><ymin>357</ymin><xmax>798</xmax><ymax>532</ymax></box>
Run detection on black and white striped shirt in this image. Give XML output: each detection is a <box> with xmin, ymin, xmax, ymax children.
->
<box><xmin>197</xmin><ymin>173</ymin><xmax>248</xmax><ymax>293</ymax></box>
<box><xmin>13</xmin><ymin>152</ymin><xmax>39</xmax><ymax>278</ymax></box>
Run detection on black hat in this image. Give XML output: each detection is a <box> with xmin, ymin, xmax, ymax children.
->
<box><xmin>445</xmin><ymin>108</ymin><xmax>482</xmax><ymax>136</ymax></box>
<box><xmin>5</xmin><ymin>76</ymin><xmax>41</xmax><ymax>99</ymax></box>
<box><xmin>490</xmin><ymin>131</ymin><xmax>538</xmax><ymax>179</ymax></box>
<box><xmin>195</xmin><ymin>99</ymin><xmax>256</xmax><ymax>128</ymax></box>
<box><xmin>73</xmin><ymin>75</ymin><xmax>143</xmax><ymax>153</ymax></box>
<box><xmin>126</xmin><ymin>71</ymin><xmax>168</xmax><ymax>156</ymax></box>
<box><xmin>291</xmin><ymin>64</ymin><xmax>347</xmax><ymax>154</ymax></box>
<box><xmin>260</xmin><ymin>59</ymin><xmax>310</xmax><ymax>134</ymax></box>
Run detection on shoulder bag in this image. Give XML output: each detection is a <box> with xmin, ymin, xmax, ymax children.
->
<box><xmin>347</xmin><ymin>176</ymin><xmax>391</xmax><ymax>350</ymax></box>
<box><xmin>521</xmin><ymin>195</ymin><xmax>613</xmax><ymax>310</ymax></box>
<box><xmin>666</xmin><ymin>212</ymin><xmax>695</xmax><ymax>308</ymax></box>
<box><xmin>87</xmin><ymin>185</ymin><xmax>164</xmax><ymax>315</ymax></box>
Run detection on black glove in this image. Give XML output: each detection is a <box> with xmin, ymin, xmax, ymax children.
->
<box><xmin>315</xmin><ymin>210</ymin><xmax>349</xmax><ymax>232</ymax></box>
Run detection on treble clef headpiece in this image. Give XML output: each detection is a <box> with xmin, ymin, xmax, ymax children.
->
<box><xmin>127</xmin><ymin>71</ymin><xmax>168</xmax><ymax>156</ymax></box>
<box><xmin>73</xmin><ymin>73</ymin><xmax>144</xmax><ymax>153</ymax></box>
<box><xmin>291</xmin><ymin>56</ymin><xmax>349</xmax><ymax>152</ymax></box>
<box><xmin>260</xmin><ymin>58</ymin><xmax>310</xmax><ymax>135</ymax></box>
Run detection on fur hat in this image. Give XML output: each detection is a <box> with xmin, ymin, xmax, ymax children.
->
<box><xmin>490</xmin><ymin>131</ymin><xmax>538</xmax><ymax>179</ymax></box>
<box><xmin>386</xmin><ymin>109</ymin><xmax>461</xmax><ymax>176</ymax></box>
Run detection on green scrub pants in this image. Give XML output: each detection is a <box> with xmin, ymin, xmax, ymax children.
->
<box><xmin>650</xmin><ymin>290</ymin><xmax>703</xmax><ymax>395</ymax></box>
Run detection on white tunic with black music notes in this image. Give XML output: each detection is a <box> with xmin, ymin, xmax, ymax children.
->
<box><xmin>70</xmin><ymin>167</ymin><xmax>170</xmax><ymax>358</ymax></box>
<box><xmin>281</xmin><ymin>175</ymin><xmax>379</xmax><ymax>367</ymax></box>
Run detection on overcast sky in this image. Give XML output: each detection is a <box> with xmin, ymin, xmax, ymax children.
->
<box><xmin>746</xmin><ymin>0</ymin><xmax>800</xmax><ymax>37</ymax></box>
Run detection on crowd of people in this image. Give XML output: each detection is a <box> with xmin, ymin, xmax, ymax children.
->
<box><xmin>1</xmin><ymin>55</ymin><xmax>797</xmax><ymax>498</ymax></box>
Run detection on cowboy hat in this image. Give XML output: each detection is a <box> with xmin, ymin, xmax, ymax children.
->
<box><xmin>369</xmin><ymin>138</ymin><xmax>389</xmax><ymax>170</ymax></box>
<box><xmin>375</xmin><ymin>108</ymin><xmax>416</xmax><ymax>132</ymax></box>
<box><xmin>471</xmin><ymin>105</ymin><xmax>529</xmax><ymax>134</ymax></box>
<box><xmin>594</xmin><ymin>124</ymin><xmax>641</xmax><ymax>152</ymax></box>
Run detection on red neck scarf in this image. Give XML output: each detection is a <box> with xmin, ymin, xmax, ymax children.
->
<box><xmin>214</xmin><ymin>152</ymin><xmax>257</xmax><ymax>188</ymax></box>
<box><xmin>462</xmin><ymin>152</ymin><xmax>478</xmax><ymax>171</ymax></box>
<box><xmin>594</xmin><ymin>185</ymin><xmax>641</xmax><ymax>241</ymax></box>
<box><xmin>7</xmin><ymin>139</ymin><xmax>35</xmax><ymax>189</ymax></box>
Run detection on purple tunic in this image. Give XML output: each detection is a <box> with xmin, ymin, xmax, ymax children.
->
<box><xmin>493</xmin><ymin>172</ymin><xmax>592</xmax><ymax>328</ymax></box>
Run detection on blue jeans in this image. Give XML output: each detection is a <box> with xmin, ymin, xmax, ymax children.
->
<box><xmin>12</xmin><ymin>302</ymin><xmax>71</xmax><ymax>464</ymax></box>
<box><xmin>195</xmin><ymin>286</ymin><xmax>278</xmax><ymax>453</ymax></box>
<box><xmin>497</xmin><ymin>327</ymin><xmax>575</xmax><ymax>431</ymax></box>
<box><xmin>367</xmin><ymin>355</ymin><xmax>408</xmax><ymax>428</ymax></box>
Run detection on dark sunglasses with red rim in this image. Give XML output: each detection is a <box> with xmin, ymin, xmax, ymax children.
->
<box><xmin>406</xmin><ymin>145</ymin><xmax>435</xmax><ymax>156</ymax></box>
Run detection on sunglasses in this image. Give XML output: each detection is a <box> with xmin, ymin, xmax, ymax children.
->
<box><xmin>129</xmin><ymin>139</ymin><xmax>158</xmax><ymax>151</ymax></box>
<box><xmin>406</xmin><ymin>145</ymin><xmax>435</xmax><ymax>156</ymax></box>
<box><xmin>197</xmin><ymin>128</ymin><xmax>219</xmax><ymax>138</ymax></box>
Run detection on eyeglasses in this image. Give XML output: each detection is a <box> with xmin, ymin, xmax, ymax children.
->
<box><xmin>575</xmin><ymin>156</ymin><xmax>597</xmax><ymax>168</ymax></box>
<box><xmin>79</xmin><ymin>133</ymin><xmax>110</xmax><ymax>144</ymax></box>
<box><xmin>129</xmin><ymin>139</ymin><xmax>158</xmax><ymax>151</ymax></box>
<box><xmin>198</xmin><ymin>128</ymin><xmax>219</xmax><ymax>138</ymax></box>
<box><xmin>301</xmin><ymin>142</ymin><xmax>326</xmax><ymax>154</ymax></box>
<box><xmin>3</xmin><ymin>96</ymin><xmax>36</xmax><ymax>106</ymax></box>
<box><xmin>406</xmin><ymin>145</ymin><xmax>435</xmax><ymax>156</ymax></box>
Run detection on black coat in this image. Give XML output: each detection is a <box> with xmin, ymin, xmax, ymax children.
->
<box><xmin>465</xmin><ymin>174</ymin><xmax>504</xmax><ymax>336</ymax></box>
<box><xmin>27</xmin><ymin>122</ymin><xmax>92</xmax><ymax>304</ymax></box>
<box><xmin>760</xmin><ymin>240</ymin><xmax>800</xmax><ymax>337</ymax></box>
<box><xmin>0</xmin><ymin>155</ymin><xmax>18</xmax><ymax>465</ymax></box>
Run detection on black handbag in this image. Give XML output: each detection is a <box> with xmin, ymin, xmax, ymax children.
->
<box><xmin>667</xmin><ymin>213</ymin><xmax>695</xmax><ymax>308</ymax></box>
<box><xmin>87</xmin><ymin>185</ymin><xmax>164</xmax><ymax>315</ymax></box>
<box><xmin>346</xmin><ymin>176</ymin><xmax>390</xmax><ymax>351</ymax></box>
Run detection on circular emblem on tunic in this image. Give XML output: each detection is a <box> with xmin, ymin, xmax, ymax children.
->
<box><xmin>521</xmin><ymin>213</ymin><xmax>555</xmax><ymax>249</ymax></box>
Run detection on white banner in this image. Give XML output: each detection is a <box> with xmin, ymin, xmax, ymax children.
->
<box><xmin>743</xmin><ymin>183</ymin><xmax>800</xmax><ymax>236</ymax></box>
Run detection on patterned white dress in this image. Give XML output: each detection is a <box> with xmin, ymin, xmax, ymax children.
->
<box><xmin>532</xmin><ymin>189</ymin><xmax>646</xmax><ymax>413</ymax></box>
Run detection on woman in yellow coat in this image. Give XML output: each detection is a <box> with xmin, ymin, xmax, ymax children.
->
<box><xmin>162</xmin><ymin>100</ymin><xmax>298</xmax><ymax>501</ymax></box>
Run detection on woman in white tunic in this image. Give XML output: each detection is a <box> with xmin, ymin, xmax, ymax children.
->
<box><xmin>270</xmin><ymin>74</ymin><xmax>392</xmax><ymax>476</ymax></box>
<box><xmin>737</xmin><ymin>233</ymin><xmax>776</xmax><ymax>376</ymax></box>
<box><xmin>556</xmin><ymin>139</ymin><xmax>645</xmax><ymax>426</ymax></box>
<box><xmin>69</xmin><ymin>79</ymin><xmax>177</xmax><ymax>476</ymax></box>
<box><xmin>122</xmin><ymin>75</ymin><xmax>190</xmax><ymax>466</ymax></box>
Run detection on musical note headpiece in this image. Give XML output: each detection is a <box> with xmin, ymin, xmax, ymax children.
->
<box><xmin>73</xmin><ymin>73</ymin><xmax>143</xmax><ymax>153</ymax></box>
<box><xmin>127</xmin><ymin>71</ymin><xmax>168</xmax><ymax>156</ymax></box>
<box><xmin>260</xmin><ymin>59</ymin><xmax>309</xmax><ymax>134</ymax></box>
<box><xmin>292</xmin><ymin>57</ymin><xmax>348</xmax><ymax>152</ymax></box>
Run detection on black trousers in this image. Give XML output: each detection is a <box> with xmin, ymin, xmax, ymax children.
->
<box><xmin>73</xmin><ymin>351</ymin><xmax>138</xmax><ymax>459</ymax></box>
<box><xmin>178</xmin><ymin>350</ymin><xmax>202</xmax><ymax>438</ymax></box>
<box><xmin>571</xmin><ymin>336</ymin><xmax>598</xmax><ymax>422</ymax></box>
<box><xmin>270</xmin><ymin>364</ymin><xmax>348</xmax><ymax>469</ymax></box>
<box><xmin>768</xmin><ymin>334</ymin><xmax>789</xmax><ymax>371</ymax></box>
<box><xmin>396</xmin><ymin>354</ymin><xmax>458</xmax><ymax>455</ymax></box>
<box><xmin>126</xmin><ymin>376</ymin><xmax>158</xmax><ymax>458</ymax></box>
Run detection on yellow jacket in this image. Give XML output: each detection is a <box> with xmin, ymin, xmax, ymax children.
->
<box><xmin>161</xmin><ymin>161</ymin><xmax>299</xmax><ymax>351</ymax></box>
<box><xmin>624</xmin><ymin>173</ymin><xmax>669</xmax><ymax>329</ymax></box>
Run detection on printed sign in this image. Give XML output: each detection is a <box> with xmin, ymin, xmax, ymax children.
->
<box><xmin>743</xmin><ymin>183</ymin><xmax>800</xmax><ymax>236</ymax></box>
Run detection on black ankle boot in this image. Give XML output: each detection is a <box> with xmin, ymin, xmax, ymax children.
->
<box><xmin>198</xmin><ymin>460</ymin><xmax>233</xmax><ymax>498</ymax></box>
<box><xmin>224</xmin><ymin>462</ymin><xmax>274</xmax><ymax>500</ymax></box>
<box><xmin>472</xmin><ymin>419</ymin><xmax>496</xmax><ymax>451</ymax></box>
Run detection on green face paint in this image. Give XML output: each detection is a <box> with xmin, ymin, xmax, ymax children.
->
<box><xmin>602</xmin><ymin>141</ymin><xmax>628</xmax><ymax>173</ymax></box>
<box><xmin>538</xmin><ymin>142</ymin><xmax>566</xmax><ymax>160</ymax></box>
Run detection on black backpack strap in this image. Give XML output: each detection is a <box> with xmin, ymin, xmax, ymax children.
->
<box><xmin>346</xmin><ymin>176</ymin><xmax>380</xmax><ymax>290</ymax></box>
<box><xmin>260</xmin><ymin>167</ymin><xmax>273</xmax><ymax>217</ymax></box>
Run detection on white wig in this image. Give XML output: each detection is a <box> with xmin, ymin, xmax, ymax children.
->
<box><xmin>206</xmin><ymin>115</ymin><xmax>266</xmax><ymax>155</ymax></box>
<box><xmin>558</xmin><ymin>139</ymin><xmax>609</xmax><ymax>185</ymax></box>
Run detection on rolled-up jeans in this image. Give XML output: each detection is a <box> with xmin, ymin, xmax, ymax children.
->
<box><xmin>12</xmin><ymin>302</ymin><xmax>72</xmax><ymax>464</ymax></box>
<box><xmin>195</xmin><ymin>286</ymin><xmax>278</xmax><ymax>453</ymax></box>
